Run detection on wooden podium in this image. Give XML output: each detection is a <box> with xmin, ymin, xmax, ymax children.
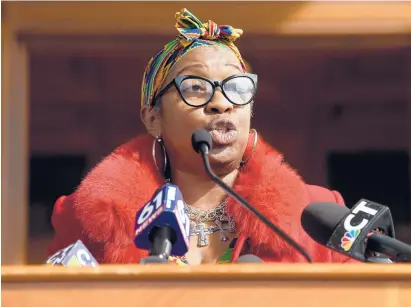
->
<box><xmin>2</xmin><ymin>264</ymin><xmax>411</xmax><ymax>307</ymax></box>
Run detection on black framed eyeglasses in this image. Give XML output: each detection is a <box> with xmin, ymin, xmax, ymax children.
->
<box><xmin>152</xmin><ymin>73</ymin><xmax>258</xmax><ymax>107</ymax></box>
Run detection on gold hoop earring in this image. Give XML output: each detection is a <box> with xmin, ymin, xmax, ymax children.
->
<box><xmin>240</xmin><ymin>128</ymin><xmax>258</xmax><ymax>167</ymax></box>
<box><xmin>152</xmin><ymin>136</ymin><xmax>168</xmax><ymax>174</ymax></box>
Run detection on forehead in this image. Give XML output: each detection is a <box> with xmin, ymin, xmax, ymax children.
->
<box><xmin>170</xmin><ymin>46</ymin><xmax>241</xmax><ymax>74</ymax></box>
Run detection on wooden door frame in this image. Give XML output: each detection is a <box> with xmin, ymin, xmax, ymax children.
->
<box><xmin>2</xmin><ymin>1</ymin><xmax>411</xmax><ymax>264</ymax></box>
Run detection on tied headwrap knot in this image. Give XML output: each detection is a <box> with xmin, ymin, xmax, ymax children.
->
<box><xmin>141</xmin><ymin>8</ymin><xmax>246</xmax><ymax>107</ymax></box>
<box><xmin>175</xmin><ymin>9</ymin><xmax>243</xmax><ymax>47</ymax></box>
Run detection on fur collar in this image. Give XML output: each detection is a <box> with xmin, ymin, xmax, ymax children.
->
<box><xmin>73</xmin><ymin>133</ymin><xmax>315</xmax><ymax>263</ymax></box>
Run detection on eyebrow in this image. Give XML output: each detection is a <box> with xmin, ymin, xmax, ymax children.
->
<box><xmin>175</xmin><ymin>63</ymin><xmax>243</xmax><ymax>77</ymax></box>
<box><xmin>226</xmin><ymin>63</ymin><xmax>243</xmax><ymax>73</ymax></box>
<box><xmin>175</xmin><ymin>64</ymin><xmax>207</xmax><ymax>77</ymax></box>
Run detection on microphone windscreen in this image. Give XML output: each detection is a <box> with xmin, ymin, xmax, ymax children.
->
<box><xmin>301</xmin><ymin>202</ymin><xmax>350</xmax><ymax>246</ymax></box>
<box><xmin>235</xmin><ymin>254</ymin><xmax>264</xmax><ymax>263</ymax></box>
<box><xmin>191</xmin><ymin>129</ymin><xmax>212</xmax><ymax>153</ymax></box>
<box><xmin>134</xmin><ymin>183</ymin><xmax>190</xmax><ymax>256</ymax></box>
<box><xmin>46</xmin><ymin>240</ymin><xmax>98</xmax><ymax>267</ymax></box>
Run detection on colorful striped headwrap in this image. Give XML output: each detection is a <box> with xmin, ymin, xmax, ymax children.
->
<box><xmin>141</xmin><ymin>8</ymin><xmax>247</xmax><ymax>107</ymax></box>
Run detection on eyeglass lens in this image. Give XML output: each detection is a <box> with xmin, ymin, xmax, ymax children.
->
<box><xmin>179</xmin><ymin>76</ymin><xmax>255</xmax><ymax>106</ymax></box>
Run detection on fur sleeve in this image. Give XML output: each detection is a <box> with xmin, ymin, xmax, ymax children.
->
<box><xmin>48</xmin><ymin>135</ymin><xmax>161</xmax><ymax>264</ymax></box>
<box><xmin>47</xmin><ymin>194</ymin><xmax>106</xmax><ymax>263</ymax></box>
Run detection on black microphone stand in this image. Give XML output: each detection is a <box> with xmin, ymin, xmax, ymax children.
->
<box><xmin>366</xmin><ymin>254</ymin><xmax>394</xmax><ymax>263</ymax></box>
<box><xmin>140</xmin><ymin>226</ymin><xmax>177</xmax><ymax>264</ymax></box>
<box><xmin>194</xmin><ymin>134</ymin><xmax>313</xmax><ymax>263</ymax></box>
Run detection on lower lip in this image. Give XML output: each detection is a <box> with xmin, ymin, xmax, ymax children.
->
<box><xmin>209</xmin><ymin>129</ymin><xmax>238</xmax><ymax>145</ymax></box>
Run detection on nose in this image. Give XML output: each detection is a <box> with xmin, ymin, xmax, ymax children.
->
<box><xmin>205</xmin><ymin>91</ymin><xmax>233</xmax><ymax>114</ymax></box>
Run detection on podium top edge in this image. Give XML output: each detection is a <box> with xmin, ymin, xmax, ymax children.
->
<box><xmin>2</xmin><ymin>264</ymin><xmax>411</xmax><ymax>283</ymax></box>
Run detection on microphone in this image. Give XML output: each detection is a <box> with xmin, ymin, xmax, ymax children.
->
<box><xmin>301</xmin><ymin>199</ymin><xmax>411</xmax><ymax>263</ymax></box>
<box><xmin>235</xmin><ymin>254</ymin><xmax>264</xmax><ymax>263</ymax></box>
<box><xmin>191</xmin><ymin>129</ymin><xmax>313</xmax><ymax>263</ymax></box>
<box><xmin>46</xmin><ymin>240</ymin><xmax>98</xmax><ymax>267</ymax></box>
<box><xmin>134</xmin><ymin>183</ymin><xmax>191</xmax><ymax>264</ymax></box>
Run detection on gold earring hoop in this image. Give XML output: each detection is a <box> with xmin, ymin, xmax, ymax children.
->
<box><xmin>152</xmin><ymin>136</ymin><xmax>168</xmax><ymax>174</ymax></box>
<box><xmin>240</xmin><ymin>128</ymin><xmax>258</xmax><ymax>167</ymax></box>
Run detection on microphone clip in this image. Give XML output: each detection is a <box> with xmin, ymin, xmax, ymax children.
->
<box><xmin>326</xmin><ymin>199</ymin><xmax>395</xmax><ymax>262</ymax></box>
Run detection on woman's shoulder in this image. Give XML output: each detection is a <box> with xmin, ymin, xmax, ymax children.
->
<box><xmin>251</xmin><ymin>135</ymin><xmax>345</xmax><ymax>206</ymax></box>
<box><xmin>47</xmin><ymin>134</ymin><xmax>162</xmax><ymax>263</ymax></box>
<box><xmin>74</xmin><ymin>134</ymin><xmax>162</xmax><ymax>214</ymax></box>
<box><xmin>80</xmin><ymin>134</ymin><xmax>160</xmax><ymax>192</ymax></box>
<box><xmin>249</xmin><ymin>147</ymin><xmax>346</xmax><ymax>213</ymax></box>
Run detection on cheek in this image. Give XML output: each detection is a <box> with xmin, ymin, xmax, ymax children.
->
<box><xmin>160</xmin><ymin>103</ymin><xmax>203</xmax><ymax>145</ymax></box>
<box><xmin>238</xmin><ymin>108</ymin><xmax>252</xmax><ymax>134</ymax></box>
<box><xmin>236</xmin><ymin>109</ymin><xmax>252</xmax><ymax>151</ymax></box>
<box><xmin>163</xmin><ymin>103</ymin><xmax>198</xmax><ymax>129</ymax></box>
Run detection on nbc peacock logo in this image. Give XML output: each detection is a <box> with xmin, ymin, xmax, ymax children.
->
<box><xmin>341</xmin><ymin>229</ymin><xmax>360</xmax><ymax>251</ymax></box>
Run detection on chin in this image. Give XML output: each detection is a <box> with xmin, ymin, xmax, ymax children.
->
<box><xmin>208</xmin><ymin>146</ymin><xmax>241</xmax><ymax>175</ymax></box>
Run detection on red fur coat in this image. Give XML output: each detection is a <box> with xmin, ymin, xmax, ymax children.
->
<box><xmin>47</xmin><ymin>134</ymin><xmax>356</xmax><ymax>264</ymax></box>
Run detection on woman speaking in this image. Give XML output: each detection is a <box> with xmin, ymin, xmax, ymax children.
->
<box><xmin>48</xmin><ymin>8</ymin><xmax>355</xmax><ymax>264</ymax></box>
